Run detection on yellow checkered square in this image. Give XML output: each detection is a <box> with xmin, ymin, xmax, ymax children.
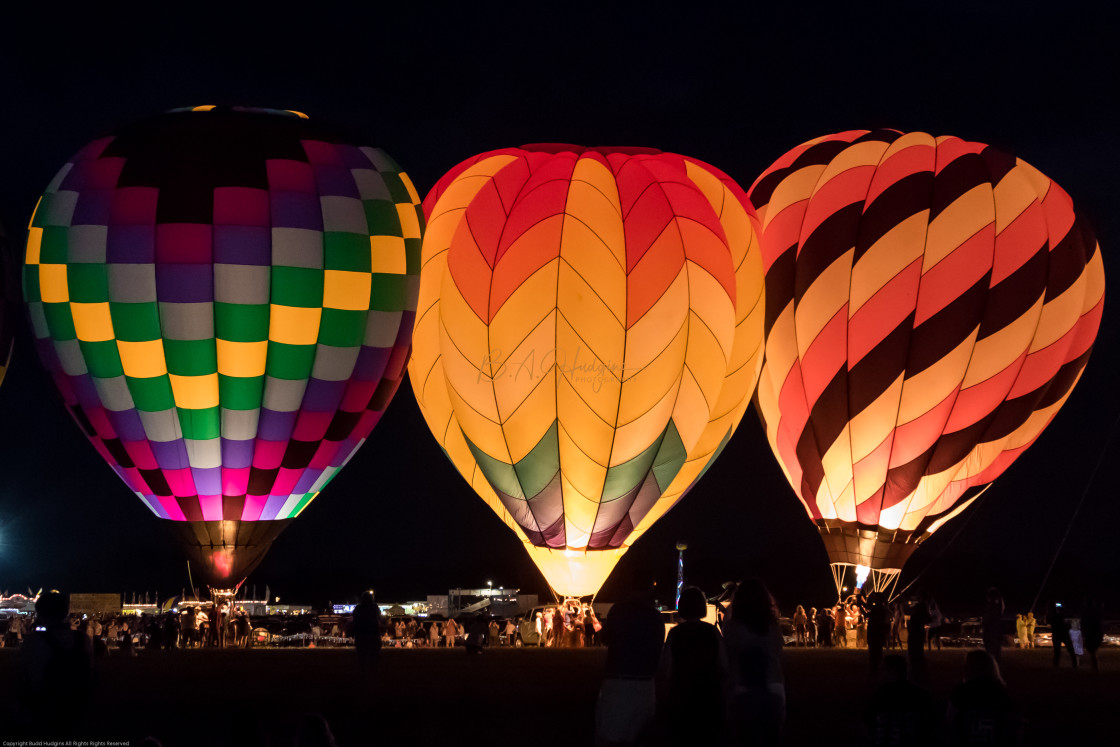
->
<box><xmin>169</xmin><ymin>373</ymin><xmax>220</xmax><ymax>409</ymax></box>
<box><xmin>117</xmin><ymin>339</ymin><xmax>168</xmax><ymax>378</ymax></box>
<box><xmin>71</xmin><ymin>302</ymin><xmax>115</xmax><ymax>342</ymax></box>
<box><xmin>324</xmin><ymin>270</ymin><xmax>373</xmax><ymax>311</ymax></box>
<box><xmin>396</xmin><ymin>204</ymin><xmax>422</xmax><ymax>239</ymax></box>
<box><xmin>216</xmin><ymin>339</ymin><xmax>268</xmax><ymax>377</ymax></box>
<box><xmin>370</xmin><ymin>236</ymin><xmax>406</xmax><ymax>275</ymax></box>
<box><xmin>39</xmin><ymin>264</ymin><xmax>69</xmax><ymax>303</ymax></box>
<box><xmin>26</xmin><ymin>227</ymin><xmax>43</xmax><ymax>265</ymax></box>
<box><xmin>269</xmin><ymin>305</ymin><xmax>322</xmax><ymax>345</ymax></box>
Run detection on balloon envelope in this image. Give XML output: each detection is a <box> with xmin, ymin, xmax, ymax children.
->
<box><xmin>410</xmin><ymin>144</ymin><xmax>764</xmax><ymax>596</ymax></box>
<box><xmin>24</xmin><ymin>106</ymin><xmax>422</xmax><ymax>586</ymax></box>
<box><xmin>748</xmin><ymin>130</ymin><xmax>1104</xmax><ymax>575</ymax></box>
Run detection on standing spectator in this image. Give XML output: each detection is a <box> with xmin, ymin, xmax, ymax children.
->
<box><xmin>543</xmin><ymin>608</ymin><xmax>555</xmax><ymax>647</ymax></box>
<box><xmin>504</xmin><ymin>617</ymin><xmax>517</xmax><ymax>647</ymax></box>
<box><xmin>833</xmin><ymin>604</ymin><xmax>847</xmax><ymax>648</ymax></box>
<box><xmin>1046</xmin><ymin>601</ymin><xmax>1077</xmax><ymax>668</ymax></box>
<box><xmin>429</xmin><ymin>620</ymin><xmax>441</xmax><ymax>648</ymax></box>
<box><xmin>534</xmin><ymin>611</ymin><xmax>544</xmax><ymax>647</ymax></box>
<box><xmin>163</xmin><ymin>611</ymin><xmax>180</xmax><ymax>650</ymax></box>
<box><xmin>867</xmin><ymin>593</ymin><xmax>890</xmax><ymax>677</ymax></box>
<box><xmin>907</xmin><ymin>595</ymin><xmax>931</xmax><ymax>683</ymax></box>
<box><xmin>927</xmin><ymin>597</ymin><xmax>944</xmax><ymax>651</ymax></box>
<box><xmin>981</xmin><ymin>588</ymin><xmax>1005</xmax><ymax>663</ymax></box>
<box><xmin>807</xmin><ymin>607</ymin><xmax>818</xmax><ymax>647</ymax></box>
<box><xmin>945</xmin><ymin>650</ymin><xmax>1018</xmax><ymax>745</ymax></box>
<box><xmin>443</xmin><ymin>617</ymin><xmax>459</xmax><ymax>648</ymax></box>
<box><xmin>817</xmin><ymin>606</ymin><xmax>833</xmax><ymax>648</ymax></box>
<box><xmin>1081</xmin><ymin>597</ymin><xmax>1104</xmax><ymax>672</ymax></box>
<box><xmin>350</xmin><ymin>590</ymin><xmax>382</xmax><ymax>672</ymax></box>
<box><xmin>17</xmin><ymin>591</ymin><xmax>93</xmax><ymax>738</ymax></box>
<box><xmin>465</xmin><ymin>616</ymin><xmax>488</xmax><ymax>654</ymax></box>
<box><xmin>594</xmin><ymin>588</ymin><xmax>664</xmax><ymax>747</ymax></box>
<box><xmin>658</xmin><ymin>586</ymin><xmax>728</xmax><ymax>746</ymax></box>
<box><xmin>792</xmin><ymin>605</ymin><xmax>808</xmax><ymax>647</ymax></box>
<box><xmin>889</xmin><ymin>601</ymin><xmax>904</xmax><ymax>651</ymax></box>
<box><xmin>863</xmin><ymin>655</ymin><xmax>937</xmax><ymax>747</ymax></box>
<box><xmin>1024</xmin><ymin>612</ymin><xmax>1037</xmax><ymax>649</ymax></box>
<box><xmin>1015</xmin><ymin>614</ymin><xmax>1028</xmax><ymax>649</ymax></box>
<box><xmin>488</xmin><ymin>617</ymin><xmax>500</xmax><ymax>647</ymax></box>
<box><xmin>584</xmin><ymin>606</ymin><xmax>599</xmax><ymax>647</ymax></box>
<box><xmin>723</xmin><ymin>579</ymin><xmax>785</xmax><ymax>747</ymax></box>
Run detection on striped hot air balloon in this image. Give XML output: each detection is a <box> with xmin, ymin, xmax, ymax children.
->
<box><xmin>24</xmin><ymin>106</ymin><xmax>422</xmax><ymax>588</ymax></box>
<box><xmin>410</xmin><ymin>144</ymin><xmax>764</xmax><ymax>597</ymax></box>
<box><xmin>748</xmin><ymin>130</ymin><xmax>1104</xmax><ymax>593</ymax></box>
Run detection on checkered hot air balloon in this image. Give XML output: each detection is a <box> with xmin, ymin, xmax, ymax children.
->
<box><xmin>24</xmin><ymin>106</ymin><xmax>422</xmax><ymax>588</ymax></box>
<box><xmin>410</xmin><ymin>144</ymin><xmax>765</xmax><ymax>597</ymax></box>
<box><xmin>748</xmin><ymin>130</ymin><xmax>1104</xmax><ymax>593</ymax></box>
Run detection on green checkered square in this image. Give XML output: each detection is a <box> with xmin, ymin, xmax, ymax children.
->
<box><xmin>363</xmin><ymin>201</ymin><xmax>402</xmax><ymax>236</ymax></box>
<box><xmin>164</xmin><ymin>339</ymin><xmax>217</xmax><ymax>376</ymax></box>
<box><xmin>178</xmin><ymin>407</ymin><xmax>221</xmax><ymax>440</ymax></box>
<box><xmin>214</xmin><ymin>303</ymin><xmax>270</xmax><ymax>342</ymax></box>
<box><xmin>271</xmin><ymin>266</ymin><xmax>323</xmax><ymax>308</ymax></box>
<box><xmin>318</xmin><ymin>308</ymin><xmax>366</xmax><ymax>347</ymax></box>
<box><xmin>67</xmin><ymin>264</ymin><xmax>109</xmax><ymax>303</ymax></box>
<box><xmin>78</xmin><ymin>340</ymin><xmax>123</xmax><ymax>378</ymax></box>
<box><xmin>369</xmin><ymin>274</ymin><xmax>408</xmax><ymax>312</ymax></box>
<box><xmin>110</xmin><ymin>303</ymin><xmax>162</xmax><ymax>342</ymax></box>
<box><xmin>127</xmin><ymin>375</ymin><xmax>175</xmax><ymax>412</ymax></box>
<box><xmin>43</xmin><ymin>303</ymin><xmax>77</xmax><ymax>341</ymax></box>
<box><xmin>324</xmin><ymin>232</ymin><xmax>371</xmax><ymax>272</ymax></box>
<box><xmin>219</xmin><ymin>374</ymin><xmax>264</xmax><ymax>410</ymax></box>
<box><xmin>265</xmin><ymin>341</ymin><xmax>316</xmax><ymax>380</ymax></box>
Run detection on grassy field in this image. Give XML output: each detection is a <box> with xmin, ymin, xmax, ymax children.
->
<box><xmin>1</xmin><ymin>646</ymin><xmax>1117</xmax><ymax>745</ymax></box>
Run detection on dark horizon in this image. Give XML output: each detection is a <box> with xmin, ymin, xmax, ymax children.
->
<box><xmin>1</xmin><ymin>4</ymin><xmax>1118</xmax><ymax>618</ymax></box>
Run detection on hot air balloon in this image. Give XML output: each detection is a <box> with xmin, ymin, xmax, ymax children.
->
<box><xmin>748</xmin><ymin>130</ymin><xmax>1104</xmax><ymax>594</ymax></box>
<box><xmin>24</xmin><ymin>106</ymin><xmax>422</xmax><ymax>589</ymax></box>
<box><xmin>410</xmin><ymin>144</ymin><xmax>764</xmax><ymax>597</ymax></box>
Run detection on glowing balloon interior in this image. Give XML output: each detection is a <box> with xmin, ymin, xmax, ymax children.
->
<box><xmin>748</xmin><ymin>130</ymin><xmax>1104</xmax><ymax>583</ymax></box>
<box><xmin>411</xmin><ymin>144</ymin><xmax>764</xmax><ymax>597</ymax></box>
<box><xmin>24</xmin><ymin>106</ymin><xmax>422</xmax><ymax>586</ymax></box>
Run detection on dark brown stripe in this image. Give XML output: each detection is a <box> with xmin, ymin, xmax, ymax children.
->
<box><xmin>853</xmin><ymin>129</ymin><xmax>903</xmax><ymax>146</ymax></box>
<box><xmin>749</xmin><ymin>138</ymin><xmax>853</xmax><ymax>209</ymax></box>
<box><xmin>977</xmin><ymin>246</ymin><xmax>1047</xmax><ymax>339</ymax></box>
<box><xmin>907</xmin><ymin>275</ymin><xmax>990</xmax><ymax>376</ymax></box>
<box><xmin>797</xmin><ymin>368</ymin><xmax>851</xmax><ymax>502</ymax></box>
<box><xmin>607</xmin><ymin>514</ymin><xmax>634</xmax><ymax>548</ymax></box>
<box><xmin>854</xmin><ymin>171</ymin><xmax>935</xmax><ymax>263</ymax></box>
<box><xmin>1038</xmin><ymin>348</ymin><xmax>1093</xmax><ymax>409</ymax></box>
<box><xmin>928</xmin><ymin>414</ymin><xmax>993</xmax><ymax>475</ymax></box>
<box><xmin>764</xmin><ymin>245</ymin><xmax>796</xmax><ymax>332</ymax></box>
<box><xmin>880</xmin><ymin>448</ymin><xmax>933</xmax><ymax>510</ymax></box>
<box><xmin>179</xmin><ymin>496</ymin><xmax>204</xmax><ymax>522</ymax></box>
<box><xmin>980</xmin><ymin>391</ymin><xmax>1039</xmax><ymax>443</ymax></box>
<box><xmin>848</xmin><ymin>314</ymin><xmax>915</xmax><ymax>416</ymax></box>
<box><xmin>929</xmin><ymin>152</ymin><xmax>992</xmax><ymax>221</ymax></box>
<box><xmin>1045</xmin><ymin>215</ymin><xmax>1095</xmax><ymax>301</ymax></box>
<box><xmin>980</xmin><ymin>145</ymin><xmax>1018</xmax><ymax>184</ymax></box>
<box><xmin>794</xmin><ymin>202</ymin><xmax>863</xmax><ymax>305</ymax></box>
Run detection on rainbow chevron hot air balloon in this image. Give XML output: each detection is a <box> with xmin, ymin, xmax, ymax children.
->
<box><xmin>24</xmin><ymin>106</ymin><xmax>422</xmax><ymax>587</ymax></box>
<box><xmin>410</xmin><ymin>144</ymin><xmax>765</xmax><ymax>597</ymax></box>
<box><xmin>748</xmin><ymin>130</ymin><xmax>1104</xmax><ymax>593</ymax></box>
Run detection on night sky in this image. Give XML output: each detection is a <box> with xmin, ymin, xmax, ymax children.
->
<box><xmin>1</xmin><ymin>5</ymin><xmax>1117</xmax><ymax>615</ymax></box>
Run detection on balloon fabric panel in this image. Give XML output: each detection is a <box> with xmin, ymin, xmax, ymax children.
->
<box><xmin>749</xmin><ymin>130</ymin><xmax>1104</xmax><ymax>567</ymax></box>
<box><xmin>24</xmin><ymin>107</ymin><xmax>422</xmax><ymax>530</ymax></box>
<box><xmin>411</xmin><ymin>145</ymin><xmax>765</xmax><ymax>596</ymax></box>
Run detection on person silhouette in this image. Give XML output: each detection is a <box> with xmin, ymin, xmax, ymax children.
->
<box><xmin>659</xmin><ymin>586</ymin><xmax>728</xmax><ymax>745</ymax></box>
<box><xmin>595</xmin><ymin>584</ymin><xmax>664</xmax><ymax>747</ymax></box>
<box><xmin>350</xmin><ymin>589</ymin><xmax>382</xmax><ymax>673</ymax></box>
<box><xmin>863</xmin><ymin>654</ymin><xmax>937</xmax><ymax>746</ymax></box>
<box><xmin>17</xmin><ymin>590</ymin><xmax>93</xmax><ymax>737</ymax></box>
<box><xmin>723</xmin><ymin>579</ymin><xmax>786</xmax><ymax>747</ymax></box>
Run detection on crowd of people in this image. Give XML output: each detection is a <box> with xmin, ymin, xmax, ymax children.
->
<box><xmin>593</xmin><ymin>580</ymin><xmax>1073</xmax><ymax>747</ymax></box>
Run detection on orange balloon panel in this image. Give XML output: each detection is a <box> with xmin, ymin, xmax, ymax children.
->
<box><xmin>410</xmin><ymin>145</ymin><xmax>764</xmax><ymax>596</ymax></box>
<box><xmin>749</xmin><ymin>130</ymin><xmax>1104</xmax><ymax>570</ymax></box>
